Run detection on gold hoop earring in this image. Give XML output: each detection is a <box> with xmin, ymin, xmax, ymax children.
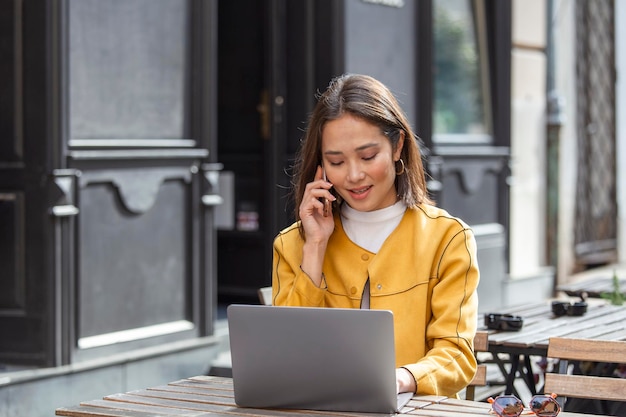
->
<box><xmin>395</xmin><ymin>159</ymin><xmax>405</xmax><ymax>175</ymax></box>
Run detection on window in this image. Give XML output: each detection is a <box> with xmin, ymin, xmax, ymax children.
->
<box><xmin>68</xmin><ymin>0</ymin><xmax>192</xmax><ymax>145</ymax></box>
<box><xmin>433</xmin><ymin>0</ymin><xmax>492</xmax><ymax>144</ymax></box>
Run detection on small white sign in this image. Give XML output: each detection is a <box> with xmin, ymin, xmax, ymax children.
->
<box><xmin>361</xmin><ymin>0</ymin><xmax>405</xmax><ymax>8</ymax></box>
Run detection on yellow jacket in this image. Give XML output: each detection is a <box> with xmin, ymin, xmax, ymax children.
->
<box><xmin>272</xmin><ymin>204</ymin><xmax>479</xmax><ymax>397</ymax></box>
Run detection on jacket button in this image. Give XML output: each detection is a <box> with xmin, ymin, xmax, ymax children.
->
<box><xmin>377</xmin><ymin>284</ymin><xmax>382</xmax><ymax>290</ymax></box>
<box><xmin>350</xmin><ymin>287</ymin><xmax>357</xmax><ymax>294</ymax></box>
<box><xmin>361</xmin><ymin>254</ymin><xmax>369</xmax><ymax>261</ymax></box>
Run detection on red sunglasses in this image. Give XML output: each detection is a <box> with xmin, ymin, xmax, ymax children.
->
<box><xmin>488</xmin><ymin>393</ymin><xmax>561</xmax><ymax>417</ymax></box>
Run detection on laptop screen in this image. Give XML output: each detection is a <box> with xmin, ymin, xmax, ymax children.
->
<box><xmin>227</xmin><ymin>304</ymin><xmax>408</xmax><ymax>413</ymax></box>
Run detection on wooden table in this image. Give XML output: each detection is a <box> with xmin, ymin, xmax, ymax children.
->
<box><xmin>481</xmin><ymin>300</ymin><xmax>626</xmax><ymax>397</ymax></box>
<box><xmin>55</xmin><ymin>375</ymin><xmax>604</xmax><ymax>417</ymax></box>
<box><xmin>557</xmin><ymin>276</ymin><xmax>626</xmax><ymax>299</ymax></box>
<box><xmin>556</xmin><ymin>264</ymin><xmax>626</xmax><ymax>299</ymax></box>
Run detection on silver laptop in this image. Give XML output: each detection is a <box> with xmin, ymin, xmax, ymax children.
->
<box><xmin>227</xmin><ymin>304</ymin><xmax>413</xmax><ymax>414</ymax></box>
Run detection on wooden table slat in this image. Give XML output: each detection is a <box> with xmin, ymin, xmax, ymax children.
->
<box><xmin>77</xmin><ymin>399</ymin><xmax>216</xmax><ymax>416</ymax></box>
<box><xmin>168</xmin><ymin>378</ymin><xmax>235</xmax><ymax>391</ymax></box>
<box><xmin>148</xmin><ymin>384</ymin><xmax>236</xmax><ymax>398</ymax></box>
<box><xmin>591</xmin><ymin>327</ymin><xmax>626</xmax><ymax>341</ymax></box>
<box><xmin>56</xmin><ymin>404</ymin><xmax>214</xmax><ymax>417</ymax></box>
<box><xmin>438</xmin><ymin>399</ymin><xmax>491</xmax><ymax>410</ymax></box>
<box><xmin>481</xmin><ymin>303</ymin><xmax>552</xmax><ymax>324</ymax></box>
<box><xmin>406</xmin><ymin>408</ymin><xmax>486</xmax><ymax>417</ymax></box>
<box><xmin>124</xmin><ymin>388</ymin><xmax>237</xmax><ymax>406</ymax></box>
<box><xmin>409</xmin><ymin>395</ymin><xmax>448</xmax><ymax>404</ymax></box>
<box><xmin>404</xmin><ymin>400</ymin><xmax>433</xmax><ymax>409</ymax></box>
<box><xmin>104</xmin><ymin>393</ymin><xmax>233</xmax><ymax>413</ymax></box>
<box><xmin>423</xmin><ymin>404</ymin><xmax>488</xmax><ymax>413</ymax></box>
<box><xmin>533</xmin><ymin>322</ymin><xmax>626</xmax><ymax>346</ymax></box>
<box><xmin>408</xmin><ymin>404</ymin><xmax>486</xmax><ymax>417</ymax></box>
<box><xmin>187</xmin><ymin>376</ymin><xmax>234</xmax><ymax>384</ymax></box>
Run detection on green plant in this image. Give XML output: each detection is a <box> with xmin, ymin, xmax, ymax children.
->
<box><xmin>601</xmin><ymin>270</ymin><xmax>624</xmax><ymax>306</ymax></box>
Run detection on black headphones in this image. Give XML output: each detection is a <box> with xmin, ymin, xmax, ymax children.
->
<box><xmin>484</xmin><ymin>313</ymin><xmax>524</xmax><ymax>331</ymax></box>
<box><xmin>551</xmin><ymin>300</ymin><xmax>587</xmax><ymax>317</ymax></box>
<box><xmin>551</xmin><ymin>293</ymin><xmax>588</xmax><ymax>317</ymax></box>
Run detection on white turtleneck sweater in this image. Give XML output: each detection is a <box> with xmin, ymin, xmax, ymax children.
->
<box><xmin>340</xmin><ymin>200</ymin><xmax>407</xmax><ymax>308</ymax></box>
<box><xmin>340</xmin><ymin>200</ymin><xmax>407</xmax><ymax>253</ymax></box>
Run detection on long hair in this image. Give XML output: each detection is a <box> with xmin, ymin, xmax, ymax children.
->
<box><xmin>292</xmin><ymin>74</ymin><xmax>433</xmax><ymax>223</ymax></box>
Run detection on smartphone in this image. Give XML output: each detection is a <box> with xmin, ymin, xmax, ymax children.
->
<box><xmin>322</xmin><ymin>167</ymin><xmax>331</xmax><ymax>217</ymax></box>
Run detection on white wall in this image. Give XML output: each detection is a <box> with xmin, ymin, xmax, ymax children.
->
<box><xmin>552</xmin><ymin>0</ymin><xmax>578</xmax><ymax>282</ymax></box>
<box><xmin>509</xmin><ymin>0</ymin><xmax>548</xmax><ymax>279</ymax></box>
<box><xmin>617</xmin><ymin>1</ymin><xmax>626</xmax><ymax>264</ymax></box>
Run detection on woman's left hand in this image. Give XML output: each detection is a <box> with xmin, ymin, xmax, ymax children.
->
<box><xmin>396</xmin><ymin>368</ymin><xmax>417</xmax><ymax>394</ymax></box>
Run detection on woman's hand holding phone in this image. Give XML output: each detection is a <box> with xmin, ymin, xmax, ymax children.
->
<box><xmin>299</xmin><ymin>166</ymin><xmax>336</xmax><ymax>243</ymax></box>
<box><xmin>299</xmin><ymin>166</ymin><xmax>336</xmax><ymax>285</ymax></box>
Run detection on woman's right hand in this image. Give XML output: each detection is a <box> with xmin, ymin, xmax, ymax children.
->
<box><xmin>298</xmin><ymin>166</ymin><xmax>336</xmax><ymax>286</ymax></box>
<box><xmin>299</xmin><ymin>166</ymin><xmax>336</xmax><ymax>244</ymax></box>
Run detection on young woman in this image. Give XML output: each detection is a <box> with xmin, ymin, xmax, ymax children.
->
<box><xmin>272</xmin><ymin>74</ymin><xmax>480</xmax><ymax>397</ymax></box>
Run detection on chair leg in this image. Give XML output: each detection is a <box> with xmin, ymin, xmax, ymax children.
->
<box><xmin>465</xmin><ymin>385</ymin><xmax>476</xmax><ymax>401</ymax></box>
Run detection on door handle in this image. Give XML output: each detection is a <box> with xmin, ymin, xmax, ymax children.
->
<box><xmin>202</xmin><ymin>195</ymin><xmax>224</xmax><ymax>207</ymax></box>
<box><xmin>201</xmin><ymin>163</ymin><xmax>224</xmax><ymax>207</ymax></box>
<box><xmin>50</xmin><ymin>169</ymin><xmax>81</xmax><ymax>217</ymax></box>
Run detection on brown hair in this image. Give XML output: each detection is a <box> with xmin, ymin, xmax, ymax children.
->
<box><xmin>292</xmin><ymin>73</ymin><xmax>433</xmax><ymax>223</ymax></box>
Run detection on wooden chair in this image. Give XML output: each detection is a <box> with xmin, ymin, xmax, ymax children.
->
<box><xmin>544</xmin><ymin>337</ymin><xmax>626</xmax><ymax>402</ymax></box>
<box><xmin>465</xmin><ymin>330</ymin><xmax>489</xmax><ymax>400</ymax></box>
<box><xmin>258</xmin><ymin>286</ymin><xmax>272</xmax><ymax>305</ymax></box>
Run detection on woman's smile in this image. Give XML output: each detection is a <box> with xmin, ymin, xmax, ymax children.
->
<box><xmin>348</xmin><ymin>185</ymin><xmax>372</xmax><ymax>199</ymax></box>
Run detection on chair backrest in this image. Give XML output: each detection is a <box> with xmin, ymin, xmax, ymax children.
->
<box><xmin>465</xmin><ymin>330</ymin><xmax>489</xmax><ymax>400</ymax></box>
<box><xmin>544</xmin><ymin>337</ymin><xmax>626</xmax><ymax>402</ymax></box>
<box><xmin>258</xmin><ymin>286</ymin><xmax>272</xmax><ymax>306</ymax></box>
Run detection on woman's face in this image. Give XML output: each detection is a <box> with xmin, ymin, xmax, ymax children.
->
<box><xmin>321</xmin><ymin>113</ymin><xmax>403</xmax><ymax>212</ymax></box>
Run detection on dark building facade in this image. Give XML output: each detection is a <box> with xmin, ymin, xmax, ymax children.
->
<box><xmin>0</xmin><ymin>0</ymin><xmax>511</xmax><ymax>414</ymax></box>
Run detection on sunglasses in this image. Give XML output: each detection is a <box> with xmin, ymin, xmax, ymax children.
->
<box><xmin>488</xmin><ymin>393</ymin><xmax>561</xmax><ymax>417</ymax></box>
